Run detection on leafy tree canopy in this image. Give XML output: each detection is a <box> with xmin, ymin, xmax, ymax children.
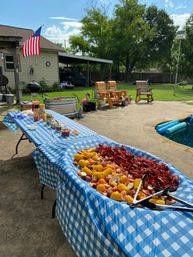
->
<box><xmin>177</xmin><ymin>14</ymin><xmax>193</xmax><ymax>76</ymax></box>
<box><xmin>68</xmin><ymin>0</ymin><xmax>176</xmax><ymax>80</ymax></box>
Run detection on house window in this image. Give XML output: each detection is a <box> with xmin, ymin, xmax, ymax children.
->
<box><xmin>4</xmin><ymin>54</ymin><xmax>21</xmax><ymax>72</ymax></box>
<box><xmin>5</xmin><ymin>55</ymin><xmax>15</xmax><ymax>70</ymax></box>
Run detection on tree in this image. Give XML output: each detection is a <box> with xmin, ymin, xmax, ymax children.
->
<box><xmin>143</xmin><ymin>5</ymin><xmax>176</xmax><ymax>69</ymax></box>
<box><xmin>112</xmin><ymin>1</ymin><xmax>176</xmax><ymax>80</ymax></box>
<box><xmin>111</xmin><ymin>0</ymin><xmax>153</xmax><ymax>80</ymax></box>
<box><xmin>69</xmin><ymin>8</ymin><xmax>112</xmax><ymax>59</ymax></box>
<box><xmin>81</xmin><ymin>8</ymin><xmax>112</xmax><ymax>59</ymax></box>
<box><xmin>68</xmin><ymin>0</ymin><xmax>176</xmax><ymax>81</ymax></box>
<box><xmin>69</xmin><ymin>35</ymin><xmax>90</xmax><ymax>55</ymax></box>
<box><xmin>86</xmin><ymin>0</ymin><xmax>112</xmax><ymax>16</ymax></box>
<box><xmin>176</xmin><ymin>14</ymin><xmax>193</xmax><ymax>77</ymax></box>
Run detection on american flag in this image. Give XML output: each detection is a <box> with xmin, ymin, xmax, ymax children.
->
<box><xmin>21</xmin><ymin>26</ymin><xmax>42</xmax><ymax>57</ymax></box>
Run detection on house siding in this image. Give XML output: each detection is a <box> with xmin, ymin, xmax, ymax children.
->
<box><xmin>20</xmin><ymin>50</ymin><xmax>59</xmax><ymax>85</ymax></box>
<box><xmin>0</xmin><ymin>49</ymin><xmax>59</xmax><ymax>89</ymax></box>
<box><xmin>0</xmin><ymin>49</ymin><xmax>15</xmax><ymax>87</ymax></box>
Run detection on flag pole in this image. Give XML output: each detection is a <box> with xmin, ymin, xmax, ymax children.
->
<box><xmin>173</xmin><ymin>30</ymin><xmax>186</xmax><ymax>96</ymax></box>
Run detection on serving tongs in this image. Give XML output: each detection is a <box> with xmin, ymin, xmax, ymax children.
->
<box><xmin>131</xmin><ymin>175</ymin><xmax>193</xmax><ymax>212</ymax></box>
<box><xmin>141</xmin><ymin>201</ymin><xmax>193</xmax><ymax>212</ymax></box>
<box><xmin>155</xmin><ymin>186</ymin><xmax>193</xmax><ymax>209</ymax></box>
<box><xmin>131</xmin><ymin>174</ymin><xmax>167</xmax><ymax>206</ymax></box>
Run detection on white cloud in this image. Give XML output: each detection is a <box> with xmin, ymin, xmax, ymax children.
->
<box><xmin>165</xmin><ymin>0</ymin><xmax>174</xmax><ymax>8</ymax></box>
<box><xmin>175</xmin><ymin>3</ymin><xmax>187</xmax><ymax>10</ymax></box>
<box><xmin>165</xmin><ymin>0</ymin><xmax>188</xmax><ymax>10</ymax></box>
<box><xmin>61</xmin><ymin>21</ymin><xmax>82</xmax><ymax>30</ymax></box>
<box><xmin>44</xmin><ymin>21</ymin><xmax>82</xmax><ymax>47</ymax></box>
<box><xmin>49</xmin><ymin>16</ymin><xmax>79</xmax><ymax>21</ymax></box>
<box><xmin>46</xmin><ymin>17</ymin><xmax>82</xmax><ymax>46</ymax></box>
<box><xmin>170</xmin><ymin>13</ymin><xmax>190</xmax><ymax>30</ymax></box>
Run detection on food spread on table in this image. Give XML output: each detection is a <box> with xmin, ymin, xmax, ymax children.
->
<box><xmin>9</xmin><ymin>105</ymin><xmax>193</xmax><ymax>211</ymax></box>
<box><xmin>74</xmin><ymin>144</ymin><xmax>179</xmax><ymax>207</ymax></box>
<box><xmin>18</xmin><ymin>101</ymin><xmax>79</xmax><ymax>137</ymax></box>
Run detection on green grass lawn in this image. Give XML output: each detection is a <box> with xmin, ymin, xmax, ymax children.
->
<box><xmin>21</xmin><ymin>87</ymin><xmax>95</xmax><ymax>104</ymax></box>
<box><xmin>119</xmin><ymin>83</ymin><xmax>193</xmax><ymax>101</ymax></box>
<box><xmin>21</xmin><ymin>83</ymin><xmax>193</xmax><ymax>103</ymax></box>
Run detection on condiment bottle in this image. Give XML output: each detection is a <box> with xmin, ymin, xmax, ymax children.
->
<box><xmin>32</xmin><ymin>100</ymin><xmax>40</xmax><ymax>111</ymax></box>
<box><xmin>33</xmin><ymin>104</ymin><xmax>40</xmax><ymax>121</ymax></box>
<box><xmin>39</xmin><ymin>103</ymin><xmax>46</xmax><ymax>120</ymax></box>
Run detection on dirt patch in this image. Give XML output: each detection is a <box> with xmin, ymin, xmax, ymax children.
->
<box><xmin>0</xmin><ymin>155</ymin><xmax>76</xmax><ymax>257</ymax></box>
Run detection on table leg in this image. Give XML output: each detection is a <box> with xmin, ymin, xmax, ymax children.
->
<box><xmin>41</xmin><ymin>184</ymin><xmax>45</xmax><ymax>199</ymax></box>
<box><xmin>52</xmin><ymin>200</ymin><xmax>56</xmax><ymax>219</ymax></box>
<box><xmin>15</xmin><ymin>133</ymin><xmax>29</xmax><ymax>155</ymax></box>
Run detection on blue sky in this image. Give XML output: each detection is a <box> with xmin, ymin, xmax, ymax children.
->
<box><xmin>0</xmin><ymin>0</ymin><xmax>192</xmax><ymax>46</ymax></box>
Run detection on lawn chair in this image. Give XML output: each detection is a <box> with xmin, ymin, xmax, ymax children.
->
<box><xmin>106</xmin><ymin>80</ymin><xmax>131</xmax><ymax>104</ymax></box>
<box><xmin>95</xmin><ymin>81</ymin><xmax>107</xmax><ymax>95</ymax></box>
<box><xmin>106</xmin><ymin>80</ymin><xmax>127</xmax><ymax>96</ymax></box>
<box><xmin>95</xmin><ymin>81</ymin><xmax>109</xmax><ymax>107</ymax></box>
<box><xmin>135</xmin><ymin>80</ymin><xmax>153</xmax><ymax>103</ymax></box>
<box><xmin>95</xmin><ymin>81</ymin><xmax>110</xmax><ymax>101</ymax></box>
<box><xmin>95</xmin><ymin>81</ymin><xmax>120</xmax><ymax>109</ymax></box>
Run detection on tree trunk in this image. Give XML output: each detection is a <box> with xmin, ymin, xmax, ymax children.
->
<box><xmin>113</xmin><ymin>60</ymin><xmax>120</xmax><ymax>80</ymax></box>
<box><xmin>124</xmin><ymin>54</ymin><xmax>129</xmax><ymax>82</ymax></box>
<box><xmin>124</xmin><ymin>56</ymin><xmax>136</xmax><ymax>82</ymax></box>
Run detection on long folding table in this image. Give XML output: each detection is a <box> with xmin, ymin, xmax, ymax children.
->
<box><xmin>34</xmin><ymin>136</ymin><xmax>193</xmax><ymax>257</ymax></box>
<box><xmin>3</xmin><ymin>110</ymin><xmax>98</xmax><ymax>197</ymax></box>
<box><xmin>4</xmin><ymin>110</ymin><xmax>97</xmax><ymax>149</ymax></box>
<box><xmin>3</xmin><ymin>110</ymin><xmax>193</xmax><ymax>257</ymax></box>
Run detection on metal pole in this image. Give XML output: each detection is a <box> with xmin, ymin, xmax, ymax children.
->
<box><xmin>13</xmin><ymin>47</ymin><xmax>21</xmax><ymax>103</ymax></box>
<box><xmin>86</xmin><ymin>60</ymin><xmax>90</xmax><ymax>87</ymax></box>
<box><xmin>173</xmin><ymin>39</ymin><xmax>182</xmax><ymax>96</ymax></box>
<box><xmin>109</xmin><ymin>64</ymin><xmax>112</xmax><ymax>80</ymax></box>
<box><xmin>175</xmin><ymin>39</ymin><xmax>182</xmax><ymax>84</ymax></box>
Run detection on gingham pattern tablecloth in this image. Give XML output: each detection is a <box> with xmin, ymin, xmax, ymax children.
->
<box><xmin>2</xmin><ymin>113</ymin><xmax>18</xmax><ymax>132</ymax></box>
<box><xmin>5</xmin><ymin>110</ymin><xmax>97</xmax><ymax>146</ymax></box>
<box><xmin>32</xmin><ymin>136</ymin><xmax>112</xmax><ymax>190</ymax></box>
<box><xmin>55</xmin><ymin>138</ymin><xmax>193</xmax><ymax>257</ymax></box>
<box><xmin>4</xmin><ymin>110</ymin><xmax>193</xmax><ymax>256</ymax></box>
<box><xmin>33</xmin><ymin>147</ymin><xmax>59</xmax><ymax>189</ymax></box>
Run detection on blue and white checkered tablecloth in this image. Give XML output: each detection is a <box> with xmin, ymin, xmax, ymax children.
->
<box><xmin>4</xmin><ymin>110</ymin><xmax>193</xmax><ymax>256</ymax></box>
<box><xmin>33</xmin><ymin>147</ymin><xmax>59</xmax><ymax>189</ymax></box>
<box><xmin>56</xmin><ymin>175</ymin><xmax>124</xmax><ymax>257</ymax></box>
<box><xmin>2</xmin><ymin>113</ymin><xmax>18</xmax><ymax>132</ymax></box>
<box><xmin>55</xmin><ymin>138</ymin><xmax>193</xmax><ymax>257</ymax></box>
<box><xmin>5</xmin><ymin>111</ymin><xmax>97</xmax><ymax>146</ymax></box>
<box><xmin>32</xmin><ymin>136</ymin><xmax>112</xmax><ymax>189</ymax></box>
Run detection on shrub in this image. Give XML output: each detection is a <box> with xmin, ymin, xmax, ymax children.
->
<box><xmin>39</xmin><ymin>79</ymin><xmax>50</xmax><ymax>92</ymax></box>
<box><xmin>8</xmin><ymin>86</ymin><xmax>15</xmax><ymax>93</ymax></box>
<box><xmin>52</xmin><ymin>82</ymin><xmax>59</xmax><ymax>91</ymax></box>
<box><xmin>18</xmin><ymin>81</ymin><xmax>28</xmax><ymax>93</ymax></box>
<box><xmin>179</xmin><ymin>80</ymin><xmax>188</xmax><ymax>86</ymax></box>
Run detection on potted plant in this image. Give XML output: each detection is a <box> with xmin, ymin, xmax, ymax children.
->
<box><xmin>81</xmin><ymin>93</ymin><xmax>96</xmax><ymax>112</ymax></box>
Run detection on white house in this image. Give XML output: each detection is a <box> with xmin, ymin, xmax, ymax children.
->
<box><xmin>0</xmin><ymin>25</ymin><xmax>63</xmax><ymax>89</ymax></box>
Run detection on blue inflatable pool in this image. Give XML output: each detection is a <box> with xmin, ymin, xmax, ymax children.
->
<box><xmin>156</xmin><ymin>116</ymin><xmax>193</xmax><ymax>147</ymax></box>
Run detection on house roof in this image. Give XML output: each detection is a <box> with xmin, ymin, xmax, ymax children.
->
<box><xmin>59</xmin><ymin>52</ymin><xmax>113</xmax><ymax>64</ymax></box>
<box><xmin>0</xmin><ymin>25</ymin><xmax>63</xmax><ymax>51</ymax></box>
